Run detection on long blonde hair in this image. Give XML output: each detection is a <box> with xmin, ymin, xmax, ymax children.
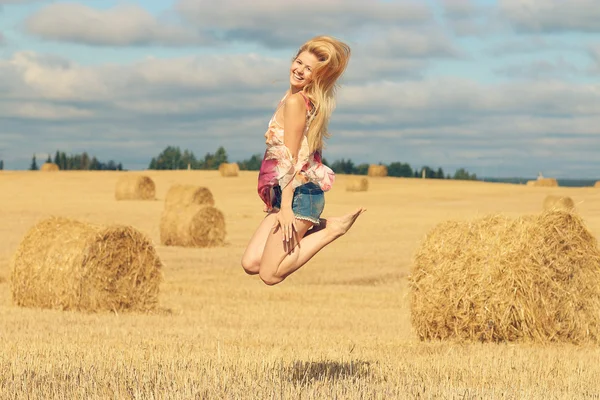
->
<box><xmin>295</xmin><ymin>36</ymin><xmax>351</xmax><ymax>153</ymax></box>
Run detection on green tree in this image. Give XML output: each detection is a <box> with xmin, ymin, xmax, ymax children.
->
<box><xmin>0</xmin><ymin>160</ymin><xmax>4</xmax><ymax>170</ymax></box>
<box><xmin>238</xmin><ymin>154</ymin><xmax>262</xmax><ymax>171</ymax></box>
<box><xmin>453</xmin><ymin>168</ymin><xmax>477</xmax><ymax>180</ymax></box>
<box><xmin>331</xmin><ymin>158</ymin><xmax>355</xmax><ymax>174</ymax></box>
<box><xmin>387</xmin><ymin>162</ymin><xmax>413</xmax><ymax>177</ymax></box>
<box><xmin>46</xmin><ymin>154</ymin><xmax>52</xmax><ymax>163</ymax></box>
<box><xmin>149</xmin><ymin>146</ymin><xmax>185</xmax><ymax>170</ymax></box>
<box><xmin>213</xmin><ymin>146</ymin><xmax>228</xmax><ymax>169</ymax></box>
<box><xmin>29</xmin><ymin>154</ymin><xmax>38</xmax><ymax>171</ymax></box>
<box><xmin>54</xmin><ymin>150</ymin><xmax>60</xmax><ymax>166</ymax></box>
<box><xmin>354</xmin><ymin>163</ymin><xmax>369</xmax><ymax>175</ymax></box>
<box><xmin>59</xmin><ymin>152</ymin><xmax>67</xmax><ymax>170</ymax></box>
<box><xmin>436</xmin><ymin>167</ymin><xmax>445</xmax><ymax>179</ymax></box>
<box><xmin>81</xmin><ymin>152</ymin><xmax>90</xmax><ymax>170</ymax></box>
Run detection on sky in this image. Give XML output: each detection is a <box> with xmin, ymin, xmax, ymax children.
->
<box><xmin>0</xmin><ymin>0</ymin><xmax>599</xmax><ymax>178</ymax></box>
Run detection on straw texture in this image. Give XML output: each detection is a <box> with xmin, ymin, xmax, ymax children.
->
<box><xmin>11</xmin><ymin>217</ymin><xmax>163</xmax><ymax>312</ymax></box>
<box><xmin>409</xmin><ymin>211</ymin><xmax>600</xmax><ymax>344</ymax></box>
<box><xmin>115</xmin><ymin>175</ymin><xmax>156</xmax><ymax>200</ymax></box>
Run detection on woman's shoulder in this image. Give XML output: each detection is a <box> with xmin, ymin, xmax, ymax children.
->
<box><xmin>285</xmin><ymin>91</ymin><xmax>312</xmax><ymax>112</ymax></box>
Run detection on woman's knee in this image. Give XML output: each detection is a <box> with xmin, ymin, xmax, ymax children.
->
<box><xmin>241</xmin><ymin>256</ymin><xmax>260</xmax><ymax>275</ymax></box>
<box><xmin>259</xmin><ymin>270</ymin><xmax>283</xmax><ymax>286</ymax></box>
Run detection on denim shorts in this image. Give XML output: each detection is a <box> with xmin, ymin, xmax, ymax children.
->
<box><xmin>272</xmin><ymin>182</ymin><xmax>325</xmax><ymax>225</ymax></box>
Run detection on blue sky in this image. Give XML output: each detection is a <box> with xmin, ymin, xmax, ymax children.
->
<box><xmin>1</xmin><ymin>0</ymin><xmax>599</xmax><ymax>177</ymax></box>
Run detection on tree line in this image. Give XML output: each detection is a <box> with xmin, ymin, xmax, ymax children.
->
<box><xmin>28</xmin><ymin>151</ymin><xmax>123</xmax><ymax>171</ymax></box>
<box><xmin>148</xmin><ymin>146</ymin><xmax>478</xmax><ymax>180</ymax></box>
<box><xmin>10</xmin><ymin>146</ymin><xmax>477</xmax><ymax>180</ymax></box>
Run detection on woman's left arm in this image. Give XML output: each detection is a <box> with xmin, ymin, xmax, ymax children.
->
<box><xmin>274</xmin><ymin>93</ymin><xmax>306</xmax><ymax>244</ymax></box>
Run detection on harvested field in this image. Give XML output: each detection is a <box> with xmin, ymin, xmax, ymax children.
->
<box><xmin>1</xmin><ymin>171</ymin><xmax>600</xmax><ymax>398</ymax></box>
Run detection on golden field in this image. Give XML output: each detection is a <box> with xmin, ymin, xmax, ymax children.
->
<box><xmin>1</xmin><ymin>170</ymin><xmax>600</xmax><ymax>399</ymax></box>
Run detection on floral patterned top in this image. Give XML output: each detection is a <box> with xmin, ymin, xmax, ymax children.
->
<box><xmin>258</xmin><ymin>92</ymin><xmax>335</xmax><ymax>211</ymax></box>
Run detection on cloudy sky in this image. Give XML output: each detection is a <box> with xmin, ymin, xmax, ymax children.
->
<box><xmin>1</xmin><ymin>0</ymin><xmax>599</xmax><ymax>177</ymax></box>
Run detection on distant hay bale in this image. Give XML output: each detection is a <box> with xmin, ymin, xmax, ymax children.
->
<box><xmin>594</xmin><ymin>181</ymin><xmax>600</xmax><ymax>188</ymax></box>
<box><xmin>543</xmin><ymin>195</ymin><xmax>575</xmax><ymax>212</ymax></box>
<box><xmin>527</xmin><ymin>178</ymin><xmax>558</xmax><ymax>187</ymax></box>
<box><xmin>11</xmin><ymin>217</ymin><xmax>163</xmax><ymax>312</ymax></box>
<box><xmin>115</xmin><ymin>175</ymin><xmax>156</xmax><ymax>200</ymax></box>
<box><xmin>409</xmin><ymin>211</ymin><xmax>600</xmax><ymax>344</ymax></box>
<box><xmin>346</xmin><ymin>177</ymin><xmax>369</xmax><ymax>192</ymax></box>
<box><xmin>164</xmin><ymin>184</ymin><xmax>214</xmax><ymax>209</ymax></box>
<box><xmin>219</xmin><ymin>162</ymin><xmax>239</xmax><ymax>177</ymax></box>
<box><xmin>368</xmin><ymin>165</ymin><xmax>387</xmax><ymax>177</ymax></box>
<box><xmin>160</xmin><ymin>205</ymin><xmax>226</xmax><ymax>248</ymax></box>
<box><xmin>40</xmin><ymin>163</ymin><xmax>59</xmax><ymax>172</ymax></box>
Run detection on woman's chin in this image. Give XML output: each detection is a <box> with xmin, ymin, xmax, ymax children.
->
<box><xmin>290</xmin><ymin>77</ymin><xmax>306</xmax><ymax>90</ymax></box>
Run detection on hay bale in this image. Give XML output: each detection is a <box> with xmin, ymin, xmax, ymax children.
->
<box><xmin>527</xmin><ymin>178</ymin><xmax>558</xmax><ymax>187</ymax></box>
<box><xmin>115</xmin><ymin>175</ymin><xmax>156</xmax><ymax>200</ymax></box>
<box><xmin>40</xmin><ymin>163</ymin><xmax>59</xmax><ymax>172</ymax></box>
<box><xmin>594</xmin><ymin>181</ymin><xmax>600</xmax><ymax>188</ymax></box>
<box><xmin>11</xmin><ymin>217</ymin><xmax>163</xmax><ymax>312</ymax></box>
<box><xmin>368</xmin><ymin>164</ymin><xmax>387</xmax><ymax>177</ymax></box>
<box><xmin>160</xmin><ymin>205</ymin><xmax>226</xmax><ymax>247</ymax></box>
<box><xmin>346</xmin><ymin>177</ymin><xmax>369</xmax><ymax>192</ymax></box>
<box><xmin>219</xmin><ymin>162</ymin><xmax>239</xmax><ymax>177</ymax></box>
<box><xmin>164</xmin><ymin>184</ymin><xmax>215</xmax><ymax>209</ymax></box>
<box><xmin>409</xmin><ymin>211</ymin><xmax>600</xmax><ymax>344</ymax></box>
<box><xmin>543</xmin><ymin>195</ymin><xmax>575</xmax><ymax>212</ymax></box>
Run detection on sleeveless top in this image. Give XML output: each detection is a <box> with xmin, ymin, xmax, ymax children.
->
<box><xmin>257</xmin><ymin>91</ymin><xmax>335</xmax><ymax>211</ymax></box>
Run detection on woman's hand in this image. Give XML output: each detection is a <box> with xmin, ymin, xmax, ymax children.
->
<box><xmin>273</xmin><ymin>206</ymin><xmax>298</xmax><ymax>249</ymax></box>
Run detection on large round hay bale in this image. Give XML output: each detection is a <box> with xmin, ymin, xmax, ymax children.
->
<box><xmin>164</xmin><ymin>184</ymin><xmax>214</xmax><ymax>209</ymax></box>
<box><xmin>219</xmin><ymin>162</ymin><xmax>239</xmax><ymax>177</ymax></box>
<box><xmin>527</xmin><ymin>178</ymin><xmax>558</xmax><ymax>187</ymax></box>
<box><xmin>160</xmin><ymin>205</ymin><xmax>226</xmax><ymax>247</ymax></box>
<box><xmin>11</xmin><ymin>217</ymin><xmax>163</xmax><ymax>312</ymax></box>
<box><xmin>409</xmin><ymin>211</ymin><xmax>600</xmax><ymax>344</ymax></box>
<box><xmin>543</xmin><ymin>195</ymin><xmax>575</xmax><ymax>211</ymax></box>
<box><xmin>40</xmin><ymin>163</ymin><xmax>59</xmax><ymax>172</ymax></box>
<box><xmin>594</xmin><ymin>181</ymin><xmax>600</xmax><ymax>188</ymax></box>
<box><xmin>346</xmin><ymin>177</ymin><xmax>369</xmax><ymax>192</ymax></box>
<box><xmin>115</xmin><ymin>175</ymin><xmax>156</xmax><ymax>200</ymax></box>
<box><xmin>368</xmin><ymin>165</ymin><xmax>387</xmax><ymax>177</ymax></box>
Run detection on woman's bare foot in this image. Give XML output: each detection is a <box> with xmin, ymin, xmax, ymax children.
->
<box><xmin>325</xmin><ymin>207</ymin><xmax>366</xmax><ymax>239</ymax></box>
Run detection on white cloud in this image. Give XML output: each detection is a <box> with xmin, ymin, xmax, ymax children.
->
<box><xmin>175</xmin><ymin>0</ymin><xmax>432</xmax><ymax>48</ymax></box>
<box><xmin>367</xmin><ymin>28</ymin><xmax>463</xmax><ymax>59</ymax></box>
<box><xmin>2</xmin><ymin>51</ymin><xmax>600</xmax><ymax>177</ymax></box>
<box><xmin>499</xmin><ymin>0</ymin><xmax>600</xmax><ymax>33</ymax></box>
<box><xmin>494</xmin><ymin>57</ymin><xmax>583</xmax><ymax>80</ymax></box>
<box><xmin>25</xmin><ymin>3</ymin><xmax>211</xmax><ymax>46</ymax></box>
<box><xmin>486</xmin><ymin>38</ymin><xmax>582</xmax><ymax>56</ymax></box>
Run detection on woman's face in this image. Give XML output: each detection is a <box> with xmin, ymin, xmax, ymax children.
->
<box><xmin>290</xmin><ymin>51</ymin><xmax>318</xmax><ymax>90</ymax></box>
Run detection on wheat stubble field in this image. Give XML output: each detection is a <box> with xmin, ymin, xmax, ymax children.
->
<box><xmin>1</xmin><ymin>171</ymin><xmax>600</xmax><ymax>399</ymax></box>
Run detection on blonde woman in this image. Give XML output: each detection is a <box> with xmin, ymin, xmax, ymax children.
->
<box><xmin>241</xmin><ymin>36</ymin><xmax>365</xmax><ymax>285</ymax></box>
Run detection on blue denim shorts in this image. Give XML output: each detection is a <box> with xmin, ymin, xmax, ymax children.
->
<box><xmin>272</xmin><ymin>182</ymin><xmax>325</xmax><ymax>225</ymax></box>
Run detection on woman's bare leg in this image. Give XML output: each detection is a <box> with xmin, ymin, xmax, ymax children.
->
<box><xmin>241</xmin><ymin>213</ymin><xmax>278</xmax><ymax>275</ymax></box>
<box><xmin>258</xmin><ymin>208</ymin><xmax>366</xmax><ymax>285</ymax></box>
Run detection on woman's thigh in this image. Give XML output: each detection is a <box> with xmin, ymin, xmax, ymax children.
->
<box><xmin>241</xmin><ymin>213</ymin><xmax>278</xmax><ymax>271</ymax></box>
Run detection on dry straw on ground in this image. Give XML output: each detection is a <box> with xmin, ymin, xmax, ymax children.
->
<box><xmin>115</xmin><ymin>175</ymin><xmax>156</xmax><ymax>200</ymax></box>
<box><xmin>160</xmin><ymin>205</ymin><xmax>226</xmax><ymax>247</ymax></box>
<box><xmin>164</xmin><ymin>184</ymin><xmax>214</xmax><ymax>209</ymax></box>
<box><xmin>219</xmin><ymin>162</ymin><xmax>240</xmax><ymax>177</ymax></box>
<box><xmin>526</xmin><ymin>178</ymin><xmax>558</xmax><ymax>187</ymax></box>
<box><xmin>410</xmin><ymin>211</ymin><xmax>600</xmax><ymax>344</ymax></box>
<box><xmin>543</xmin><ymin>195</ymin><xmax>575</xmax><ymax>211</ymax></box>
<box><xmin>368</xmin><ymin>165</ymin><xmax>387</xmax><ymax>177</ymax></box>
<box><xmin>40</xmin><ymin>163</ymin><xmax>59</xmax><ymax>172</ymax></box>
<box><xmin>11</xmin><ymin>217</ymin><xmax>163</xmax><ymax>312</ymax></box>
<box><xmin>346</xmin><ymin>177</ymin><xmax>369</xmax><ymax>192</ymax></box>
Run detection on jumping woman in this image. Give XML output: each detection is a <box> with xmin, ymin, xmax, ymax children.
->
<box><xmin>241</xmin><ymin>36</ymin><xmax>366</xmax><ymax>286</ymax></box>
